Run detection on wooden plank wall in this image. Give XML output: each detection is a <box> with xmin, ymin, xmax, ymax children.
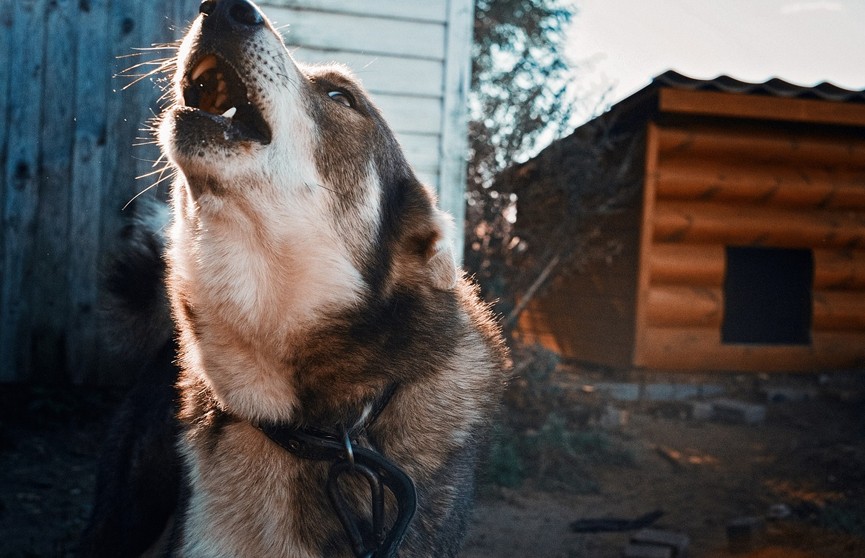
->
<box><xmin>0</xmin><ymin>0</ymin><xmax>198</xmax><ymax>383</ymax></box>
<box><xmin>261</xmin><ymin>0</ymin><xmax>475</xmax><ymax>260</ymax></box>
<box><xmin>635</xmin><ymin>120</ymin><xmax>865</xmax><ymax>371</ymax></box>
<box><xmin>263</xmin><ymin>1</ymin><xmax>446</xmax><ymax>188</ymax></box>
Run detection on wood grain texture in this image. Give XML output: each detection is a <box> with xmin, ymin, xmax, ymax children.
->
<box><xmin>634</xmin><ymin>116</ymin><xmax>865</xmax><ymax>371</ymax></box>
<box><xmin>659</xmin><ymin>87</ymin><xmax>865</xmax><ymax>127</ymax></box>
<box><xmin>657</xmin><ymin>125</ymin><xmax>865</xmax><ymax>167</ymax></box>
<box><xmin>1</xmin><ymin>0</ymin><xmax>46</xmax><ymax>381</ymax></box>
<box><xmin>638</xmin><ymin>326</ymin><xmax>865</xmax><ymax>372</ymax></box>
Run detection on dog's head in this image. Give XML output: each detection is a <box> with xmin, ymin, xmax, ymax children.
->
<box><xmin>160</xmin><ymin>0</ymin><xmax>457</xmax><ymax>335</ymax></box>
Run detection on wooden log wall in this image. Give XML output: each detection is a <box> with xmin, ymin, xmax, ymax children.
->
<box><xmin>635</xmin><ymin>119</ymin><xmax>865</xmax><ymax>371</ymax></box>
<box><xmin>0</xmin><ymin>0</ymin><xmax>197</xmax><ymax>383</ymax></box>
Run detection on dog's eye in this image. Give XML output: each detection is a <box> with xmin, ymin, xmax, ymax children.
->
<box><xmin>328</xmin><ymin>90</ymin><xmax>354</xmax><ymax>109</ymax></box>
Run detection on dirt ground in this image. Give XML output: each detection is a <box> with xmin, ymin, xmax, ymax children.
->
<box><xmin>1</xmin><ymin>373</ymin><xmax>864</xmax><ymax>558</ymax></box>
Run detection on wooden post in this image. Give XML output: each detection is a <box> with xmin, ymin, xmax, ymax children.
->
<box><xmin>633</xmin><ymin>124</ymin><xmax>660</xmax><ymax>367</ymax></box>
<box><xmin>437</xmin><ymin>0</ymin><xmax>475</xmax><ymax>263</ymax></box>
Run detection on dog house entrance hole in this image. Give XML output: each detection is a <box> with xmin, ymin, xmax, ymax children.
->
<box><xmin>722</xmin><ymin>246</ymin><xmax>813</xmax><ymax>345</ymax></box>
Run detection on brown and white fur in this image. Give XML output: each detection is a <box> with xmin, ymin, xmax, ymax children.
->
<box><xmin>82</xmin><ymin>1</ymin><xmax>507</xmax><ymax>557</ymax></box>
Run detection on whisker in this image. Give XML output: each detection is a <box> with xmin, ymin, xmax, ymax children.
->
<box><xmin>131</xmin><ymin>43</ymin><xmax>178</xmax><ymax>51</ymax></box>
<box><xmin>135</xmin><ymin>166</ymin><xmax>173</xmax><ymax>180</ymax></box>
<box><xmin>116</xmin><ymin>52</ymin><xmax>143</xmax><ymax>60</ymax></box>
<box><xmin>150</xmin><ymin>153</ymin><xmax>167</xmax><ymax>169</ymax></box>
<box><xmin>122</xmin><ymin>43</ymin><xmax>178</xmax><ymax>57</ymax></box>
<box><xmin>119</xmin><ymin>59</ymin><xmax>175</xmax><ymax>74</ymax></box>
<box><xmin>121</xmin><ymin>55</ymin><xmax>174</xmax><ymax>66</ymax></box>
<box><xmin>121</xmin><ymin>68</ymin><xmax>170</xmax><ymax>90</ymax></box>
<box><xmin>115</xmin><ymin>40</ymin><xmax>180</xmax><ymax>212</ymax></box>
<box><xmin>122</xmin><ymin>58</ymin><xmax>175</xmax><ymax>74</ymax></box>
<box><xmin>131</xmin><ymin>154</ymin><xmax>166</xmax><ymax>165</ymax></box>
<box><xmin>132</xmin><ymin>150</ymin><xmax>164</xmax><ymax>161</ymax></box>
<box><xmin>123</xmin><ymin>167</ymin><xmax>176</xmax><ymax>211</ymax></box>
<box><xmin>158</xmin><ymin>90</ymin><xmax>175</xmax><ymax>104</ymax></box>
<box><xmin>115</xmin><ymin>50</ymin><xmax>162</xmax><ymax>60</ymax></box>
<box><xmin>116</xmin><ymin>53</ymin><xmax>176</xmax><ymax>91</ymax></box>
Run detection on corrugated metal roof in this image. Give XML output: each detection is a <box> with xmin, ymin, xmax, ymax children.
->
<box><xmin>651</xmin><ymin>70</ymin><xmax>865</xmax><ymax>104</ymax></box>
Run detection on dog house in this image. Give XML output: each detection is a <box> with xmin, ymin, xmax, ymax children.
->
<box><xmin>516</xmin><ymin>71</ymin><xmax>865</xmax><ymax>372</ymax></box>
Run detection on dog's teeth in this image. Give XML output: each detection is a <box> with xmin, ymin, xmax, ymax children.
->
<box><xmin>191</xmin><ymin>55</ymin><xmax>218</xmax><ymax>81</ymax></box>
<box><xmin>222</xmin><ymin>107</ymin><xmax>237</xmax><ymax>119</ymax></box>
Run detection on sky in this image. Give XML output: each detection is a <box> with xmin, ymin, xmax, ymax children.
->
<box><xmin>565</xmin><ymin>0</ymin><xmax>865</xmax><ymax>122</ymax></box>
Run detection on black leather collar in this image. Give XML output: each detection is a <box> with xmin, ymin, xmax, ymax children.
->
<box><xmin>255</xmin><ymin>384</ymin><xmax>416</xmax><ymax>558</ymax></box>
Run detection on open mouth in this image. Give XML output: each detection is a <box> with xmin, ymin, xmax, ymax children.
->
<box><xmin>182</xmin><ymin>54</ymin><xmax>272</xmax><ymax>144</ymax></box>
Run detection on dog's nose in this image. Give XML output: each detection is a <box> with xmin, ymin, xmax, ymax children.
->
<box><xmin>199</xmin><ymin>0</ymin><xmax>264</xmax><ymax>28</ymax></box>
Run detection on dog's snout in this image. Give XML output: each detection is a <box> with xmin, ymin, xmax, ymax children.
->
<box><xmin>226</xmin><ymin>0</ymin><xmax>264</xmax><ymax>27</ymax></box>
<box><xmin>199</xmin><ymin>0</ymin><xmax>264</xmax><ymax>29</ymax></box>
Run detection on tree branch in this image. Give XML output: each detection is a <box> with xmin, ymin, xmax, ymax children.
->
<box><xmin>504</xmin><ymin>253</ymin><xmax>561</xmax><ymax>329</ymax></box>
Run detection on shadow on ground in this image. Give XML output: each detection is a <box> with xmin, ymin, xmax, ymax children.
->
<box><xmin>1</xmin><ymin>368</ymin><xmax>864</xmax><ymax>557</ymax></box>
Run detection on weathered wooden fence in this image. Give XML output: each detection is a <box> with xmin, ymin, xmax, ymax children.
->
<box><xmin>0</xmin><ymin>0</ymin><xmax>198</xmax><ymax>384</ymax></box>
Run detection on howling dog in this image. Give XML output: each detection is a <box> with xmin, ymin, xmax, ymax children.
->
<box><xmin>81</xmin><ymin>0</ymin><xmax>508</xmax><ymax>556</ymax></box>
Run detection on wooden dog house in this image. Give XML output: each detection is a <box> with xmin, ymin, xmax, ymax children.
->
<box><xmin>516</xmin><ymin>71</ymin><xmax>865</xmax><ymax>372</ymax></box>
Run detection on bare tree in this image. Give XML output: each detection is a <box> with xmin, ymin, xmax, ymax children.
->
<box><xmin>465</xmin><ymin>0</ymin><xmax>638</xmax><ymax>333</ymax></box>
<box><xmin>467</xmin><ymin>0</ymin><xmax>576</xmax><ymax>191</ymax></box>
<box><xmin>465</xmin><ymin>0</ymin><xmax>575</xmax><ymax>318</ymax></box>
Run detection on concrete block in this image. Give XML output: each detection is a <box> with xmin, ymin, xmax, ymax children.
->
<box><xmin>623</xmin><ymin>543</ymin><xmax>673</xmax><ymax>558</ymax></box>
<box><xmin>645</xmin><ymin>383</ymin><xmax>726</xmax><ymax>402</ymax></box>
<box><xmin>699</xmin><ymin>384</ymin><xmax>726</xmax><ymax>398</ymax></box>
<box><xmin>594</xmin><ymin>382</ymin><xmax>641</xmax><ymax>402</ymax></box>
<box><xmin>632</xmin><ymin>528</ymin><xmax>689</xmax><ymax>557</ymax></box>
<box><xmin>690</xmin><ymin>401</ymin><xmax>714</xmax><ymax>421</ymax></box>
<box><xmin>712</xmin><ymin>399</ymin><xmax>766</xmax><ymax>425</ymax></box>
<box><xmin>762</xmin><ymin>386</ymin><xmax>818</xmax><ymax>403</ymax></box>
<box><xmin>599</xmin><ymin>404</ymin><xmax>629</xmax><ymax>429</ymax></box>
<box><xmin>767</xmin><ymin>503</ymin><xmax>792</xmax><ymax>520</ymax></box>
<box><xmin>643</xmin><ymin>384</ymin><xmax>688</xmax><ymax>401</ymax></box>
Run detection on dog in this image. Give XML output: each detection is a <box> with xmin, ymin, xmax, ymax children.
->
<box><xmin>80</xmin><ymin>0</ymin><xmax>508</xmax><ymax>556</ymax></box>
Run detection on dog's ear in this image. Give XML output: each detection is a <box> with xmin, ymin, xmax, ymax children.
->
<box><xmin>426</xmin><ymin>209</ymin><xmax>458</xmax><ymax>291</ymax></box>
